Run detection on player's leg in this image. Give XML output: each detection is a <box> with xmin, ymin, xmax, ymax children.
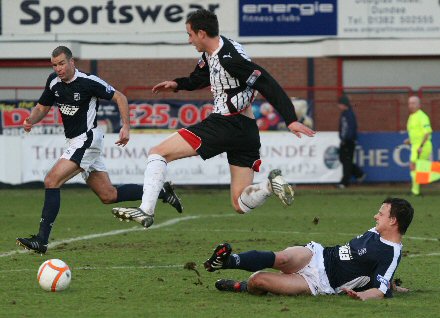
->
<box><xmin>16</xmin><ymin>159</ymin><xmax>82</xmax><ymax>253</ymax></box>
<box><xmin>247</xmin><ymin>272</ymin><xmax>312</xmax><ymax>296</ymax></box>
<box><xmin>229</xmin><ymin>165</ymin><xmax>256</xmax><ymax>213</ymax></box>
<box><xmin>140</xmin><ymin>132</ymin><xmax>195</xmax><ymax>213</ymax></box>
<box><xmin>86</xmin><ymin>171</ymin><xmax>119</xmax><ymax>204</ymax></box>
<box><xmin>230</xmin><ymin>166</ymin><xmax>294</xmax><ymax>213</ymax></box>
<box><xmin>87</xmin><ymin>171</ymin><xmax>183</xmax><ymax>212</ymax></box>
<box><xmin>206</xmin><ymin>244</ymin><xmax>312</xmax><ymax>295</ymax></box>
<box><xmin>205</xmin><ymin>243</ymin><xmax>312</xmax><ymax>273</ymax></box>
<box><xmin>112</xmin><ymin>132</ymin><xmax>195</xmax><ymax>227</ymax></box>
<box><xmin>273</xmin><ymin>246</ymin><xmax>313</xmax><ymax>274</ymax></box>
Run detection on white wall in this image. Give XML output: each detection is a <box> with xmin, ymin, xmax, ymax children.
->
<box><xmin>343</xmin><ymin>59</ymin><xmax>440</xmax><ymax>90</ymax></box>
<box><xmin>0</xmin><ymin>68</ymin><xmax>49</xmax><ymax>99</ymax></box>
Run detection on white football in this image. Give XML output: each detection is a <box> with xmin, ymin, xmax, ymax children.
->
<box><xmin>37</xmin><ymin>259</ymin><xmax>71</xmax><ymax>292</ymax></box>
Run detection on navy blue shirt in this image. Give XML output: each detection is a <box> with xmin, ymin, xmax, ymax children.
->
<box><xmin>38</xmin><ymin>69</ymin><xmax>115</xmax><ymax>138</ymax></box>
<box><xmin>339</xmin><ymin>108</ymin><xmax>358</xmax><ymax>142</ymax></box>
<box><xmin>323</xmin><ymin>228</ymin><xmax>402</xmax><ymax>297</ymax></box>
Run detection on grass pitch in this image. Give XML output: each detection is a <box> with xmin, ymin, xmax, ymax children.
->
<box><xmin>0</xmin><ymin>185</ymin><xmax>439</xmax><ymax>318</ymax></box>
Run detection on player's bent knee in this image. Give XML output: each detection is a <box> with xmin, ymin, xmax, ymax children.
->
<box><xmin>97</xmin><ymin>189</ymin><xmax>117</xmax><ymax>204</ymax></box>
<box><xmin>44</xmin><ymin>175</ymin><xmax>58</xmax><ymax>188</ymax></box>
<box><xmin>248</xmin><ymin>272</ymin><xmax>269</xmax><ymax>294</ymax></box>
<box><xmin>275</xmin><ymin>252</ymin><xmax>290</xmax><ymax>268</ymax></box>
<box><xmin>148</xmin><ymin>146</ymin><xmax>160</xmax><ymax>156</ymax></box>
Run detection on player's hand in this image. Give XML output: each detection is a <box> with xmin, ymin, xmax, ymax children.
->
<box><xmin>417</xmin><ymin>147</ymin><xmax>423</xmax><ymax>156</ymax></box>
<box><xmin>403</xmin><ymin>138</ymin><xmax>410</xmax><ymax>145</ymax></box>
<box><xmin>342</xmin><ymin>288</ymin><xmax>364</xmax><ymax>300</ymax></box>
<box><xmin>287</xmin><ymin>121</ymin><xmax>316</xmax><ymax>138</ymax></box>
<box><xmin>115</xmin><ymin>124</ymin><xmax>130</xmax><ymax>147</ymax></box>
<box><xmin>23</xmin><ymin>118</ymin><xmax>33</xmax><ymax>132</ymax></box>
<box><xmin>152</xmin><ymin>81</ymin><xmax>178</xmax><ymax>94</ymax></box>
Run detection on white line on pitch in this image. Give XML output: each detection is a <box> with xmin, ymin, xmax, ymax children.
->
<box><xmin>160</xmin><ymin>228</ymin><xmax>440</xmax><ymax>242</ymax></box>
<box><xmin>0</xmin><ymin>214</ymin><xmax>234</xmax><ymax>258</ymax></box>
<box><xmin>407</xmin><ymin>252</ymin><xmax>440</xmax><ymax>258</ymax></box>
<box><xmin>2</xmin><ymin>250</ymin><xmax>440</xmax><ymax>274</ymax></box>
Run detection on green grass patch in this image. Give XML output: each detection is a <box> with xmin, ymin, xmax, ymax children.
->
<box><xmin>0</xmin><ymin>187</ymin><xmax>439</xmax><ymax>317</ymax></box>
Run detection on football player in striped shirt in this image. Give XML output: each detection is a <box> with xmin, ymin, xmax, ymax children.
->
<box><xmin>112</xmin><ymin>9</ymin><xmax>315</xmax><ymax>228</ymax></box>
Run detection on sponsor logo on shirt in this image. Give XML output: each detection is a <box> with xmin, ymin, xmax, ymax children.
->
<box><xmin>223</xmin><ymin>53</ymin><xmax>232</xmax><ymax>59</ymax></box>
<box><xmin>338</xmin><ymin>244</ymin><xmax>353</xmax><ymax>261</ymax></box>
<box><xmin>54</xmin><ymin>91</ymin><xmax>59</xmax><ymax>97</ymax></box>
<box><xmin>59</xmin><ymin>104</ymin><xmax>80</xmax><ymax>116</ymax></box>
<box><xmin>74</xmin><ymin>93</ymin><xmax>80</xmax><ymax>101</ymax></box>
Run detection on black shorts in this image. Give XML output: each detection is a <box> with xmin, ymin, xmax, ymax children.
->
<box><xmin>178</xmin><ymin>113</ymin><xmax>262</xmax><ymax>171</ymax></box>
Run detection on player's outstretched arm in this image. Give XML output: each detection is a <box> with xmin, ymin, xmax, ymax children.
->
<box><xmin>23</xmin><ymin>103</ymin><xmax>51</xmax><ymax>132</ymax></box>
<box><xmin>287</xmin><ymin>121</ymin><xmax>316</xmax><ymax>138</ymax></box>
<box><xmin>112</xmin><ymin>90</ymin><xmax>130</xmax><ymax>147</ymax></box>
<box><xmin>342</xmin><ymin>288</ymin><xmax>384</xmax><ymax>301</ymax></box>
<box><xmin>152</xmin><ymin>81</ymin><xmax>178</xmax><ymax>94</ymax></box>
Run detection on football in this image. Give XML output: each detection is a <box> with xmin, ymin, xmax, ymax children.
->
<box><xmin>37</xmin><ymin>259</ymin><xmax>71</xmax><ymax>292</ymax></box>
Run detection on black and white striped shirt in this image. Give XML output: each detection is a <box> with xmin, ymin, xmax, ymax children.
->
<box><xmin>39</xmin><ymin>69</ymin><xmax>115</xmax><ymax>138</ymax></box>
<box><xmin>174</xmin><ymin>36</ymin><xmax>298</xmax><ymax>125</ymax></box>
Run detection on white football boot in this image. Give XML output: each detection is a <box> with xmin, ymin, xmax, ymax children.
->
<box><xmin>268</xmin><ymin>169</ymin><xmax>294</xmax><ymax>206</ymax></box>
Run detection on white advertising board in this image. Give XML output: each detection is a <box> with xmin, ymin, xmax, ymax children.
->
<box><xmin>1</xmin><ymin>132</ymin><xmax>341</xmax><ymax>185</ymax></box>
<box><xmin>339</xmin><ymin>0</ymin><xmax>440</xmax><ymax>38</ymax></box>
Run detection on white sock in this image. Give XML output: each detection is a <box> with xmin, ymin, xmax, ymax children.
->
<box><xmin>237</xmin><ymin>180</ymin><xmax>272</xmax><ymax>213</ymax></box>
<box><xmin>140</xmin><ymin>154</ymin><xmax>167</xmax><ymax>215</ymax></box>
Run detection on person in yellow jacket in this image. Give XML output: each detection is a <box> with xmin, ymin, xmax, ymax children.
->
<box><xmin>404</xmin><ymin>96</ymin><xmax>432</xmax><ymax>195</ymax></box>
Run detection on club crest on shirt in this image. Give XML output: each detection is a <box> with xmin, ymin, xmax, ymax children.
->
<box><xmin>74</xmin><ymin>93</ymin><xmax>80</xmax><ymax>101</ymax></box>
<box><xmin>198</xmin><ymin>58</ymin><xmax>205</xmax><ymax>68</ymax></box>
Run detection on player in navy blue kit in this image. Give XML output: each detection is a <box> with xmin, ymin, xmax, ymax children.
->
<box><xmin>112</xmin><ymin>9</ymin><xmax>315</xmax><ymax>228</ymax></box>
<box><xmin>204</xmin><ymin>198</ymin><xmax>413</xmax><ymax>300</ymax></box>
<box><xmin>16</xmin><ymin>46</ymin><xmax>182</xmax><ymax>254</ymax></box>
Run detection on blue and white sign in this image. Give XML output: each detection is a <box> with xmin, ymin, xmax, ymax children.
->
<box><xmin>239</xmin><ymin>0</ymin><xmax>337</xmax><ymax>36</ymax></box>
<box><xmin>356</xmin><ymin>132</ymin><xmax>440</xmax><ymax>182</ymax></box>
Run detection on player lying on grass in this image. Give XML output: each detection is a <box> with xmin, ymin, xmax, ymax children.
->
<box><xmin>204</xmin><ymin>197</ymin><xmax>413</xmax><ymax>300</ymax></box>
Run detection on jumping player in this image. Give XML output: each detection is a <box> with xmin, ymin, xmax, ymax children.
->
<box><xmin>16</xmin><ymin>46</ymin><xmax>182</xmax><ymax>254</ymax></box>
<box><xmin>112</xmin><ymin>9</ymin><xmax>315</xmax><ymax>228</ymax></box>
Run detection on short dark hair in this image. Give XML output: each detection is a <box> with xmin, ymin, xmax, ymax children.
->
<box><xmin>186</xmin><ymin>9</ymin><xmax>219</xmax><ymax>37</ymax></box>
<box><xmin>383</xmin><ymin>197</ymin><xmax>414</xmax><ymax>235</ymax></box>
<box><xmin>52</xmin><ymin>46</ymin><xmax>73</xmax><ymax>60</ymax></box>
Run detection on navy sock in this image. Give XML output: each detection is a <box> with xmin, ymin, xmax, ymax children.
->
<box><xmin>115</xmin><ymin>184</ymin><xmax>142</xmax><ymax>203</ymax></box>
<box><xmin>226</xmin><ymin>250</ymin><xmax>276</xmax><ymax>272</ymax></box>
<box><xmin>38</xmin><ymin>188</ymin><xmax>60</xmax><ymax>244</ymax></box>
<box><xmin>115</xmin><ymin>184</ymin><xmax>166</xmax><ymax>203</ymax></box>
